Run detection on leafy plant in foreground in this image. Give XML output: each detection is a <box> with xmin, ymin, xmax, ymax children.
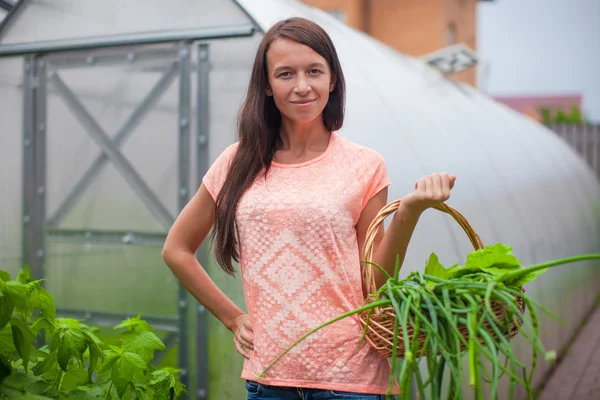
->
<box><xmin>0</xmin><ymin>266</ymin><xmax>186</xmax><ymax>399</ymax></box>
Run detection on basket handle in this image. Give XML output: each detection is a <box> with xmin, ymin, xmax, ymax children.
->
<box><xmin>362</xmin><ymin>200</ymin><xmax>484</xmax><ymax>296</ymax></box>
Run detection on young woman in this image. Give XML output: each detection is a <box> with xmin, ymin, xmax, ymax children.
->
<box><xmin>162</xmin><ymin>17</ymin><xmax>455</xmax><ymax>400</ymax></box>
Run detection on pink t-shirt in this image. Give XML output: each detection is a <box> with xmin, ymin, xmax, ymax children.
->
<box><xmin>203</xmin><ymin>132</ymin><xmax>395</xmax><ymax>394</ymax></box>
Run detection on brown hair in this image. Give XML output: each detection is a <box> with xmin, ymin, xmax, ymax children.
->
<box><xmin>211</xmin><ymin>17</ymin><xmax>346</xmax><ymax>275</ymax></box>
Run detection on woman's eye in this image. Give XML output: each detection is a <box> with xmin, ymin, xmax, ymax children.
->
<box><xmin>309</xmin><ymin>69</ymin><xmax>323</xmax><ymax>74</ymax></box>
<box><xmin>278</xmin><ymin>72</ymin><xmax>292</xmax><ymax>78</ymax></box>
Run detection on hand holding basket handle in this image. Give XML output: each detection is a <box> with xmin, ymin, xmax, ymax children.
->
<box><xmin>401</xmin><ymin>172</ymin><xmax>457</xmax><ymax>215</ymax></box>
<box><xmin>363</xmin><ymin>172</ymin><xmax>458</xmax><ymax>294</ymax></box>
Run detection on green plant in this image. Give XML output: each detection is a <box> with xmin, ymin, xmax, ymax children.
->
<box><xmin>540</xmin><ymin>104</ymin><xmax>584</xmax><ymax>124</ymax></box>
<box><xmin>0</xmin><ymin>266</ymin><xmax>186</xmax><ymax>399</ymax></box>
<box><xmin>260</xmin><ymin>244</ymin><xmax>600</xmax><ymax>400</ymax></box>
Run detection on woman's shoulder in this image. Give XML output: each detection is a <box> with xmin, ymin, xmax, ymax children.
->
<box><xmin>210</xmin><ymin>141</ymin><xmax>240</xmax><ymax>167</ymax></box>
<box><xmin>219</xmin><ymin>141</ymin><xmax>240</xmax><ymax>158</ymax></box>
<box><xmin>205</xmin><ymin>141</ymin><xmax>239</xmax><ymax>176</ymax></box>
<box><xmin>334</xmin><ymin>133</ymin><xmax>386</xmax><ymax>164</ymax></box>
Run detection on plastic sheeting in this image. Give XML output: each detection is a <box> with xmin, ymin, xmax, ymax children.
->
<box><xmin>0</xmin><ymin>0</ymin><xmax>251</xmax><ymax>44</ymax></box>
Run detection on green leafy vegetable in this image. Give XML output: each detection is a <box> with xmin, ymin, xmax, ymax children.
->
<box><xmin>0</xmin><ymin>271</ymin><xmax>10</xmax><ymax>283</ymax></box>
<box><xmin>0</xmin><ymin>267</ymin><xmax>187</xmax><ymax>399</ymax></box>
<box><xmin>10</xmin><ymin>317</ymin><xmax>37</xmax><ymax>372</ymax></box>
<box><xmin>2</xmin><ymin>281</ymin><xmax>28</xmax><ymax>310</ymax></box>
<box><xmin>24</xmin><ymin>281</ymin><xmax>56</xmax><ymax>319</ymax></box>
<box><xmin>448</xmin><ymin>243</ymin><xmax>521</xmax><ymax>279</ymax></box>
<box><xmin>17</xmin><ymin>265</ymin><xmax>34</xmax><ymax>285</ymax></box>
<box><xmin>0</xmin><ymin>326</ymin><xmax>16</xmax><ymax>355</ymax></box>
<box><xmin>424</xmin><ymin>253</ymin><xmax>450</xmax><ymax>280</ymax></box>
<box><xmin>0</xmin><ymin>295</ymin><xmax>15</xmax><ymax>331</ymax></box>
<box><xmin>0</xmin><ymin>354</ymin><xmax>11</xmax><ymax>385</ymax></box>
<box><xmin>51</xmin><ymin>324</ymin><xmax>88</xmax><ymax>371</ymax></box>
<box><xmin>150</xmin><ymin>368</ymin><xmax>188</xmax><ymax>400</ymax></box>
<box><xmin>122</xmin><ymin>330</ymin><xmax>166</xmax><ymax>364</ymax></box>
<box><xmin>113</xmin><ymin>314</ymin><xmax>153</xmax><ymax>333</ymax></box>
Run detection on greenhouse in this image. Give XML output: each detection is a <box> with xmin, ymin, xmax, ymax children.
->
<box><xmin>0</xmin><ymin>0</ymin><xmax>599</xmax><ymax>399</ymax></box>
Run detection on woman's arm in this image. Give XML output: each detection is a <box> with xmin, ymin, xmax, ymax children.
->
<box><xmin>357</xmin><ymin>173</ymin><xmax>456</xmax><ymax>291</ymax></box>
<box><xmin>161</xmin><ymin>184</ymin><xmax>253</xmax><ymax>357</ymax></box>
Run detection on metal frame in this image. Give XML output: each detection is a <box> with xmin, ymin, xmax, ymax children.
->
<box><xmin>194</xmin><ymin>44</ymin><xmax>210</xmax><ymax>400</ymax></box>
<box><xmin>0</xmin><ymin>0</ymin><xmax>13</xmax><ymax>12</ymax></box>
<box><xmin>50</xmin><ymin>71</ymin><xmax>176</xmax><ymax>229</ymax></box>
<box><xmin>177</xmin><ymin>43</ymin><xmax>193</xmax><ymax>397</ymax></box>
<box><xmin>0</xmin><ymin>24</ymin><xmax>254</xmax><ymax>57</ymax></box>
<box><xmin>45</xmin><ymin>228</ymin><xmax>167</xmax><ymax>247</ymax></box>
<box><xmin>22</xmin><ymin>54</ymin><xmax>47</xmax><ymax>286</ymax></box>
<box><xmin>0</xmin><ymin>0</ymin><xmax>24</xmax><ymax>37</ymax></box>
<box><xmin>43</xmin><ymin>45</ymin><xmax>182</xmax><ymax>70</ymax></box>
<box><xmin>45</xmin><ymin>48</ymin><xmax>180</xmax><ymax>230</ymax></box>
<box><xmin>19</xmin><ymin>25</ymin><xmax>254</xmax><ymax>399</ymax></box>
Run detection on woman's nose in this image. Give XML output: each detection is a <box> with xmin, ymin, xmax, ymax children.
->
<box><xmin>294</xmin><ymin>76</ymin><xmax>311</xmax><ymax>94</ymax></box>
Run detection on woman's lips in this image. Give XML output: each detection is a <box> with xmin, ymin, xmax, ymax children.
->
<box><xmin>291</xmin><ymin>99</ymin><xmax>315</xmax><ymax>107</ymax></box>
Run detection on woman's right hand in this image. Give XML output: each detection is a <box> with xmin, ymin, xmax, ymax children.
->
<box><xmin>232</xmin><ymin>314</ymin><xmax>254</xmax><ymax>359</ymax></box>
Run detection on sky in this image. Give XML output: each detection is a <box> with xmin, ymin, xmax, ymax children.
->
<box><xmin>477</xmin><ymin>0</ymin><xmax>600</xmax><ymax>122</ymax></box>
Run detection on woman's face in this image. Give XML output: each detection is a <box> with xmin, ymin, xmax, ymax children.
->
<box><xmin>265</xmin><ymin>38</ymin><xmax>335</xmax><ymax>126</ymax></box>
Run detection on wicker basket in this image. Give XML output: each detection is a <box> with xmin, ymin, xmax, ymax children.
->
<box><xmin>358</xmin><ymin>200</ymin><xmax>525</xmax><ymax>359</ymax></box>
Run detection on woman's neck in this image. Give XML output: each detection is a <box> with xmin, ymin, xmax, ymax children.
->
<box><xmin>278</xmin><ymin>117</ymin><xmax>330</xmax><ymax>155</ymax></box>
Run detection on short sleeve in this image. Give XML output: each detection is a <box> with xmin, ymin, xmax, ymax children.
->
<box><xmin>361</xmin><ymin>150</ymin><xmax>391</xmax><ymax>210</ymax></box>
<box><xmin>202</xmin><ymin>142</ymin><xmax>239</xmax><ymax>201</ymax></box>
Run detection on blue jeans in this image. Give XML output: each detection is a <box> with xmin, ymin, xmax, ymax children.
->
<box><xmin>245</xmin><ymin>380</ymin><xmax>395</xmax><ymax>400</ymax></box>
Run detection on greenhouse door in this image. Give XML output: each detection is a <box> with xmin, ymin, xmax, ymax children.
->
<box><xmin>22</xmin><ymin>43</ymin><xmax>211</xmax><ymax>399</ymax></box>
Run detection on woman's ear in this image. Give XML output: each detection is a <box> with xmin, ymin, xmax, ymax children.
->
<box><xmin>329</xmin><ymin>74</ymin><xmax>337</xmax><ymax>92</ymax></box>
<box><xmin>266</xmin><ymin>85</ymin><xmax>273</xmax><ymax>96</ymax></box>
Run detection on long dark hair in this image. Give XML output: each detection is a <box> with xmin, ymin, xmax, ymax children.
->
<box><xmin>212</xmin><ymin>17</ymin><xmax>346</xmax><ymax>275</ymax></box>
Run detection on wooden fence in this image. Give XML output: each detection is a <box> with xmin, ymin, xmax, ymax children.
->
<box><xmin>546</xmin><ymin>123</ymin><xmax>600</xmax><ymax>179</ymax></box>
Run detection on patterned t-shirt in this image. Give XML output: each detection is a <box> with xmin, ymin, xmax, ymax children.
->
<box><xmin>203</xmin><ymin>132</ymin><xmax>395</xmax><ymax>394</ymax></box>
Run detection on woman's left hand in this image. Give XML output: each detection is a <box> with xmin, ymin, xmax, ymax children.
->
<box><xmin>401</xmin><ymin>172</ymin><xmax>456</xmax><ymax>215</ymax></box>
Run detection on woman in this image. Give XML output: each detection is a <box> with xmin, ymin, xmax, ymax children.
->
<box><xmin>162</xmin><ymin>17</ymin><xmax>455</xmax><ymax>400</ymax></box>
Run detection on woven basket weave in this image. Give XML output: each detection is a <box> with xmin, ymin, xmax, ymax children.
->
<box><xmin>358</xmin><ymin>200</ymin><xmax>525</xmax><ymax>359</ymax></box>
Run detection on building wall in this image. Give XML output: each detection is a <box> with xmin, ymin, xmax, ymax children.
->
<box><xmin>302</xmin><ymin>0</ymin><xmax>366</xmax><ymax>31</ymax></box>
<box><xmin>368</xmin><ymin>0</ymin><xmax>443</xmax><ymax>56</ymax></box>
<box><xmin>443</xmin><ymin>0</ymin><xmax>478</xmax><ymax>88</ymax></box>
<box><xmin>302</xmin><ymin>0</ymin><xmax>477</xmax><ymax>87</ymax></box>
